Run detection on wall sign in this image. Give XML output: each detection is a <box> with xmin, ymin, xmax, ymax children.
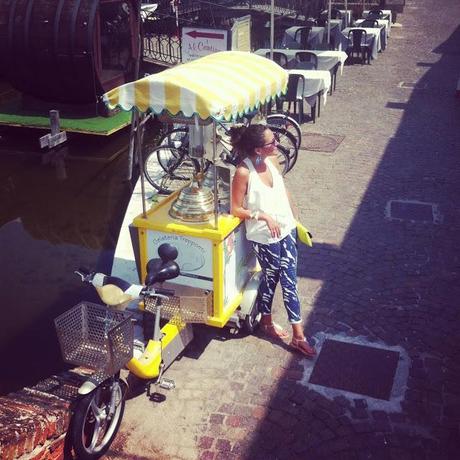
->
<box><xmin>182</xmin><ymin>27</ymin><xmax>229</xmax><ymax>62</ymax></box>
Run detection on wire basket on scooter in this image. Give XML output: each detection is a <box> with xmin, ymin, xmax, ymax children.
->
<box><xmin>54</xmin><ymin>302</ymin><xmax>134</xmax><ymax>375</ymax></box>
<box><xmin>144</xmin><ymin>292</ymin><xmax>211</xmax><ymax>324</ymax></box>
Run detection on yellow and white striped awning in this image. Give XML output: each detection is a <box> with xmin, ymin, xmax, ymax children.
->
<box><xmin>103</xmin><ymin>51</ymin><xmax>288</xmax><ymax>122</ymax></box>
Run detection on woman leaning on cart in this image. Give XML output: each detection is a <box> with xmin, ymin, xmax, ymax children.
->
<box><xmin>230</xmin><ymin>124</ymin><xmax>316</xmax><ymax>358</ymax></box>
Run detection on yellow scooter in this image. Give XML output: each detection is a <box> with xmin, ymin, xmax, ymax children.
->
<box><xmin>54</xmin><ymin>243</ymin><xmax>191</xmax><ymax>460</ymax></box>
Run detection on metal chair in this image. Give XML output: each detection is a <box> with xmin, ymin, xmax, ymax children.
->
<box><xmin>320</xmin><ymin>8</ymin><xmax>342</xmax><ymax>20</ymax></box>
<box><xmin>317</xmin><ymin>16</ymin><xmax>327</xmax><ymax>27</ymax></box>
<box><xmin>265</xmin><ymin>51</ymin><xmax>288</xmax><ymax>68</ymax></box>
<box><xmin>294</xmin><ymin>51</ymin><xmax>318</xmax><ymax>70</ymax></box>
<box><xmin>331</xmin><ymin>8</ymin><xmax>342</xmax><ymax>19</ymax></box>
<box><xmin>277</xmin><ymin>73</ymin><xmax>305</xmax><ymax>123</ymax></box>
<box><xmin>360</xmin><ymin>19</ymin><xmax>379</xmax><ymax>28</ymax></box>
<box><xmin>346</xmin><ymin>29</ymin><xmax>371</xmax><ymax>64</ymax></box>
<box><xmin>294</xmin><ymin>27</ymin><xmax>311</xmax><ymax>49</ymax></box>
<box><xmin>368</xmin><ymin>9</ymin><xmax>384</xmax><ymax>19</ymax></box>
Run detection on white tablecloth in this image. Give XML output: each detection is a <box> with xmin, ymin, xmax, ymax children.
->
<box><xmin>282</xmin><ymin>26</ymin><xmax>325</xmax><ymax>49</ymax></box>
<box><xmin>321</xmin><ymin>11</ymin><xmax>350</xmax><ymax>30</ymax></box>
<box><xmin>323</xmin><ymin>20</ymin><xmax>344</xmax><ymax>47</ymax></box>
<box><xmin>255</xmin><ymin>49</ymin><xmax>348</xmax><ymax>74</ymax></box>
<box><xmin>355</xmin><ymin>18</ymin><xmax>390</xmax><ymax>38</ymax></box>
<box><xmin>339</xmin><ymin>10</ymin><xmax>353</xmax><ymax>28</ymax></box>
<box><xmin>288</xmin><ymin>69</ymin><xmax>331</xmax><ymax>107</ymax></box>
<box><xmin>352</xmin><ymin>21</ymin><xmax>388</xmax><ymax>50</ymax></box>
<box><xmin>283</xmin><ymin>24</ymin><xmax>343</xmax><ymax>51</ymax></box>
<box><xmin>340</xmin><ymin>27</ymin><xmax>382</xmax><ymax>60</ymax></box>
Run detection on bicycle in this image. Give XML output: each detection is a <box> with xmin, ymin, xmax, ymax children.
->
<box><xmin>266</xmin><ymin>112</ymin><xmax>302</xmax><ymax>150</ymax></box>
<box><xmin>143</xmin><ymin>120</ymin><xmax>297</xmax><ymax>194</ymax></box>
<box><xmin>54</xmin><ymin>243</ymin><xmax>189</xmax><ymax>459</ymax></box>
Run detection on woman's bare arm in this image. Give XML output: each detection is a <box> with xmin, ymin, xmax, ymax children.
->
<box><xmin>231</xmin><ymin>166</ymin><xmax>252</xmax><ymax>219</ymax></box>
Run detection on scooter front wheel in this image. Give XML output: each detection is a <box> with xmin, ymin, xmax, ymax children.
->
<box><xmin>71</xmin><ymin>378</ymin><xmax>126</xmax><ymax>460</ymax></box>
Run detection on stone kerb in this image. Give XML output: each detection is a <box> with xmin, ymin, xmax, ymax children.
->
<box><xmin>0</xmin><ymin>372</ymin><xmax>82</xmax><ymax>460</ymax></box>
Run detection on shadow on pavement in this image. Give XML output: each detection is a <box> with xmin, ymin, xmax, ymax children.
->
<box><xmin>244</xmin><ymin>11</ymin><xmax>460</xmax><ymax>460</ymax></box>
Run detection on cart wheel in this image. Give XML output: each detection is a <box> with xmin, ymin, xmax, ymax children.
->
<box><xmin>71</xmin><ymin>377</ymin><xmax>126</xmax><ymax>460</ymax></box>
<box><xmin>244</xmin><ymin>302</ymin><xmax>261</xmax><ymax>334</ymax></box>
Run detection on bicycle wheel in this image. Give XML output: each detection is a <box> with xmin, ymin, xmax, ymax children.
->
<box><xmin>144</xmin><ymin>145</ymin><xmax>199</xmax><ymax>194</ymax></box>
<box><xmin>159</xmin><ymin>127</ymin><xmax>189</xmax><ymax>149</ymax></box>
<box><xmin>71</xmin><ymin>378</ymin><xmax>126</xmax><ymax>460</ymax></box>
<box><xmin>271</xmin><ymin>126</ymin><xmax>298</xmax><ymax>172</ymax></box>
<box><xmin>267</xmin><ymin>113</ymin><xmax>302</xmax><ymax>149</ymax></box>
<box><xmin>275</xmin><ymin>144</ymin><xmax>290</xmax><ymax>176</ymax></box>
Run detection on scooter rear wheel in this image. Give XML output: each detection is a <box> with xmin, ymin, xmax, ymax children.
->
<box><xmin>71</xmin><ymin>377</ymin><xmax>126</xmax><ymax>460</ymax></box>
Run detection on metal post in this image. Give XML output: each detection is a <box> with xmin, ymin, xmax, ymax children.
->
<box><xmin>327</xmin><ymin>0</ymin><xmax>332</xmax><ymax>45</ymax></box>
<box><xmin>125</xmin><ymin>0</ymin><xmax>143</xmax><ymax>181</ymax></box>
<box><xmin>344</xmin><ymin>0</ymin><xmax>349</xmax><ymax>27</ymax></box>
<box><xmin>126</xmin><ymin>112</ymin><xmax>137</xmax><ymax>181</ymax></box>
<box><xmin>212</xmin><ymin>121</ymin><xmax>218</xmax><ymax>229</ymax></box>
<box><xmin>270</xmin><ymin>0</ymin><xmax>275</xmax><ymax>59</ymax></box>
<box><xmin>135</xmin><ymin>111</ymin><xmax>147</xmax><ymax>218</ymax></box>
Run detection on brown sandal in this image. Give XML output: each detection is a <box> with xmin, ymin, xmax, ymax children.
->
<box><xmin>290</xmin><ymin>337</ymin><xmax>316</xmax><ymax>357</ymax></box>
<box><xmin>260</xmin><ymin>322</ymin><xmax>289</xmax><ymax>340</ymax></box>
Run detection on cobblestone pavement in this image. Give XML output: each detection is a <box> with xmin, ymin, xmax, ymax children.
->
<box><xmin>107</xmin><ymin>1</ymin><xmax>460</xmax><ymax>459</ymax></box>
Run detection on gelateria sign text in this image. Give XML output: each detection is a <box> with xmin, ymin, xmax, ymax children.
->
<box><xmin>182</xmin><ymin>27</ymin><xmax>229</xmax><ymax>63</ymax></box>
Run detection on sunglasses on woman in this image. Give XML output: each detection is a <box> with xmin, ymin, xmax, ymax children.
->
<box><xmin>261</xmin><ymin>137</ymin><xmax>277</xmax><ymax>148</ymax></box>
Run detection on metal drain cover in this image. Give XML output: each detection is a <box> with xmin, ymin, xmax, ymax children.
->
<box><xmin>309</xmin><ymin>339</ymin><xmax>400</xmax><ymax>400</ymax></box>
<box><xmin>300</xmin><ymin>132</ymin><xmax>344</xmax><ymax>153</ymax></box>
<box><xmin>386</xmin><ymin>200</ymin><xmax>440</xmax><ymax>223</ymax></box>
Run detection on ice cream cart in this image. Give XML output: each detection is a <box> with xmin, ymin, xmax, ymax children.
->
<box><xmin>103</xmin><ymin>51</ymin><xmax>288</xmax><ymax>331</ymax></box>
<box><xmin>50</xmin><ymin>51</ymin><xmax>288</xmax><ymax>460</ymax></box>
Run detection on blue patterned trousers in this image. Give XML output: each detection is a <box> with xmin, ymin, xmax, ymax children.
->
<box><xmin>252</xmin><ymin>229</ymin><xmax>301</xmax><ymax>324</ymax></box>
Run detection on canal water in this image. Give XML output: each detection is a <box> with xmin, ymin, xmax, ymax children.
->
<box><xmin>0</xmin><ymin>122</ymin><xmax>159</xmax><ymax>395</ymax></box>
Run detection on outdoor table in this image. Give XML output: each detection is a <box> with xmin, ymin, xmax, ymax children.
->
<box><xmin>339</xmin><ymin>10</ymin><xmax>353</xmax><ymax>28</ymax></box>
<box><xmin>288</xmin><ymin>69</ymin><xmax>331</xmax><ymax>120</ymax></box>
<box><xmin>327</xmin><ymin>19</ymin><xmax>344</xmax><ymax>31</ymax></box>
<box><xmin>340</xmin><ymin>27</ymin><xmax>382</xmax><ymax>60</ymax></box>
<box><xmin>352</xmin><ymin>21</ymin><xmax>387</xmax><ymax>50</ymax></box>
<box><xmin>320</xmin><ymin>11</ymin><xmax>351</xmax><ymax>30</ymax></box>
<box><xmin>254</xmin><ymin>49</ymin><xmax>348</xmax><ymax>74</ymax></box>
<box><xmin>283</xmin><ymin>24</ymin><xmax>343</xmax><ymax>51</ymax></box>
<box><xmin>324</xmin><ymin>20</ymin><xmax>344</xmax><ymax>48</ymax></box>
<box><xmin>363</xmin><ymin>9</ymin><xmax>392</xmax><ymax>24</ymax></box>
<box><xmin>282</xmin><ymin>26</ymin><xmax>325</xmax><ymax>49</ymax></box>
<box><xmin>355</xmin><ymin>18</ymin><xmax>391</xmax><ymax>38</ymax></box>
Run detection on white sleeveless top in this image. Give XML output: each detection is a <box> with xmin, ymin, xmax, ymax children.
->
<box><xmin>243</xmin><ymin>157</ymin><xmax>296</xmax><ymax>244</ymax></box>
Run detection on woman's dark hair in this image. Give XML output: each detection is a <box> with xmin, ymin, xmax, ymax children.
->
<box><xmin>229</xmin><ymin>124</ymin><xmax>268</xmax><ymax>160</ymax></box>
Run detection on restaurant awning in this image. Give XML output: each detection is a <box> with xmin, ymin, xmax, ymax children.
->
<box><xmin>103</xmin><ymin>51</ymin><xmax>288</xmax><ymax>122</ymax></box>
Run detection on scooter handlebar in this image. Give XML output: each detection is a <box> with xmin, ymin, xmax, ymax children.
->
<box><xmin>153</xmin><ymin>287</ymin><xmax>175</xmax><ymax>297</ymax></box>
<box><xmin>142</xmin><ymin>287</ymin><xmax>175</xmax><ymax>298</ymax></box>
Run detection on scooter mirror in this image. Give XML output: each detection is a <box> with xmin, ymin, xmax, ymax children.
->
<box><xmin>158</xmin><ymin>243</ymin><xmax>178</xmax><ymax>262</ymax></box>
<box><xmin>145</xmin><ymin>258</ymin><xmax>161</xmax><ymax>286</ymax></box>
<box><xmin>146</xmin><ymin>258</ymin><xmax>162</xmax><ymax>275</ymax></box>
<box><xmin>156</xmin><ymin>260</ymin><xmax>180</xmax><ymax>282</ymax></box>
<box><xmin>145</xmin><ymin>259</ymin><xmax>180</xmax><ymax>286</ymax></box>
